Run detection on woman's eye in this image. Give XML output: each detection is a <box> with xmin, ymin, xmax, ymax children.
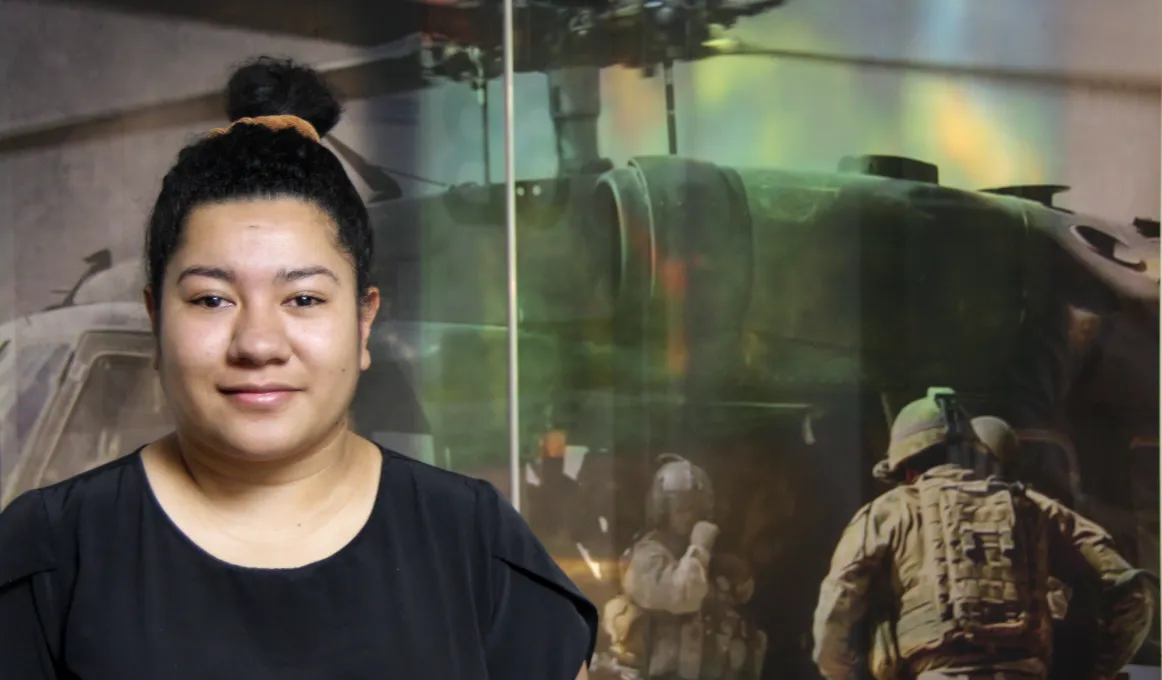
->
<box><xmin>289</xmin><ymin>295</ymin><xmax>322</xmax><ymax>307</ymax></box>
<box><xmin>194</xmin><ymin>296</ymin><xmax>227</xmax><ymax>309</ymax></box>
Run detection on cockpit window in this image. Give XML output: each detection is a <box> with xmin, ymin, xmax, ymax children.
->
<box><xmin>0</xmin><ymin>342</ymin><xmax>72</xmax><ymax>486</ymax></box>
<box><xmin>16</xmin><ymin>345</ymin><xmax>72</xmax><ymax>445</ymax></box>
<box><xmin>37</xmin><ymin>353</ymin><xmax>173</xmax><ymax>486</ymax></box>
<box><xmin>3</xmin><ymin>343</ymin><xmax>67</xmax><ymax>437</ymax></box>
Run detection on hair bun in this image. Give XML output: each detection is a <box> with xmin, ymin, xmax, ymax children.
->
<box><xmin>225</xmin><ymin>56</ymin><xmax>342</xmax><ymax>138</ymax></box>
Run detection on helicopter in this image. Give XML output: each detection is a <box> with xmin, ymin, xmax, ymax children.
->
<box><xmin>1</xmin><ymin>1</ymin><xmax>1158</xmax><ymax>678</ymax></box>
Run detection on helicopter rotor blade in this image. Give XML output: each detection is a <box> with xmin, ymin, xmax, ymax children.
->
<box><xmin>5</xmin><ymin>17</ymin><xmax>1155</xmax><ymax>159</ymax></box>
<box><xmin>327</xmin><ymin>136</ymin><xmax>404</xmax><ymax>200</ymax></box>
<box><xmin>51</xmin><ymin>0</ymin><xmax>435</xmax><ymax>47</ymax></box>
<box><xmin>0</xmin><ymin>45</ymin><xmax>433</xmax><ymax>157</ymax></box>
<box><xmin>0</xmin><ymin>90</ymin><xmax>225</xmax><ymax>157</ymax></box>
<box><xmin>701</xmin><ymin>34</ymin><xmax>1160</xmax><ymax>96</ymax></box>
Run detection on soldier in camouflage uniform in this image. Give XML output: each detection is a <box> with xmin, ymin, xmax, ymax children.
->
<box><xmin>812</xmin><ymin>388</ymin><xmax>1155</xmax><ymax>680</ymax></box>
<box><xmin>602</xmin><ymin>454</ymin><xmax>766</xmax><ymax>680</ymax></box>
<box><xmin>970</xmin><ymin>415</ymin><xmax>1161</xmax><ymax>680</ymax></box>
<box><xmin>971</xmin><ymin>416</ymin><xmax>1073</xmax><ymax>625</ymax></box>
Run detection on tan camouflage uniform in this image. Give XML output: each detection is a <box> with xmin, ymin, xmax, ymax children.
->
<box><xmin>621</xmin><ymin>528</ymin><xmax>714</xmax><ymax>678</ymax></box>
<box><xmin>615</xmin><ymin>532</ymin><xmax>766</xmax><ymax>680</ymax></box>
<box><xmin>603</xmin><ymin>455</ymin><xmax>766</xmax><ymax>680</ymax></box>
<box><xmin>813</xmin><ymin>390</ymin><xmax>1154</xmax><ymax>680</ymax></box>
<box><xmin>814</xmin><ymin>466</ymin><xmax>1153</xmax><ymax>680</ymax></box>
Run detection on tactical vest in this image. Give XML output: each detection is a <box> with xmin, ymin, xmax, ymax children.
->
<box><xmin>896</xmin><ymin>476</ymin><xmax>1050</xmax><ymax>660</ymax></box>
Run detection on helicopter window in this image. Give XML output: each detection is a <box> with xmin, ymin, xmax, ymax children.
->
<box><xmin>4</xmin><ymin>343</ymin><xmax>71</xmax><ymax>445</ymax></box>
<box><xmin>38</xmin><ymin>353</ymin><xmax>173</xmax><ymax>486</ymax></box>
<box><xmin>0</xmin><ymin>342</ymin><xmax>71</xmax><ymax>483</ymax></box>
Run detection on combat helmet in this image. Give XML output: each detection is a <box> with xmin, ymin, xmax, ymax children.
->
<box><xmin>874</xmin><ymin>387</ymin><xmax>982</xmax><ymax>482</ymax></box>
<box><xmin>646</xmin><ymin>454</ymin><xmax>714</xmax><ymax>527</ymax></box>
<box><xmin>971</xmin><ymin>415</ymin><xmax>1019</xmax><ymax>468</ymax></box>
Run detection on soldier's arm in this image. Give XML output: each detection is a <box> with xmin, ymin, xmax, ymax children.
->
<box><xmin>622</xmin><ymin>538</ymin><xmax>711</xmax><ymax>615</ymax></box>
<box><xmin>812</xmin><ymin>502</ymin><xmax>892</xmax><ymax>680</ymax></box>
<box><xmin>1036</xmin><ymin>493</ymin><xmax>1156</xmax><ymax>679</ymax></box>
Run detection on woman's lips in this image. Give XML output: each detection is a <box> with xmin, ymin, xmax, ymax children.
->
<box><xmin>219</xmin><ymin>387</ymin><xmax>300</xmax><ymax>409</ymax></box>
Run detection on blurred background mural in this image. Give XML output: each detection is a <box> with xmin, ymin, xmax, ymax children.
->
<box><xmin>0</xmin><ymin>1</ymin><xmax>1158</xmax><ymax>678</ymax></box>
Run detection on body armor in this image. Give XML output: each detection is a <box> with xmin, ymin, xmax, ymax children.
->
<box><xmin>898</xmin><ymin>475</ymin><xmax>1049</xmax><ymax>659</ymax></box>
<box><xmin>815</xmin><ymin>461</ymin><xmax>1153</xmax><ymax>680</ymax></box>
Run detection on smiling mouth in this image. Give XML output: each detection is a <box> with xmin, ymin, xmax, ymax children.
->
<box><xmin>218</xmin><ymin>386</ymin><xmax>301</xmax><ymax>408</ymax></box>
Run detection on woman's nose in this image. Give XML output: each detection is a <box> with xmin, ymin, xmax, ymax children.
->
<box><xmin>227</xmin><ymin>305</ymin><xmax>292</xmax><ymax>365</ymax></box>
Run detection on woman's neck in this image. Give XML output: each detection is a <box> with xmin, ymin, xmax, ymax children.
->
<box><xmin>163</xmin><ymin>425</ymin><xmax>368</xmax><ymax>516</ymax></box>
<box><xmin>141</xmin><ymin>427</ymin><xmax>383</xmax><ymax>566</ymax></box>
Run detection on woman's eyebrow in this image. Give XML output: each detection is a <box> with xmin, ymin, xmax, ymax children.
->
<box><xmin>277</xmin><ymin>266</ymin><xmax>339</xmax><ymax>284</ymax></box>
<box><xmin>177</xmin><ymin>265</ymin><xmax>232</xmax><ymax>284</ymax></box>
<box><xmin>175</xmin><ymin>265</ymin><xmax>340</xmax><ymax>285</ymax></box>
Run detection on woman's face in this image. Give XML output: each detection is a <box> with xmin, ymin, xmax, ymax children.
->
<box><xmin>147</xmin><ymin>197</ymin><xmax>379</xmax><ymax>462</ymax></box>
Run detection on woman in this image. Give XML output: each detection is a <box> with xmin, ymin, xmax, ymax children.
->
<box><xmin>0</xmin><ymin>57</ymin><xmax>597</xmax><ymax>679</ymax></box>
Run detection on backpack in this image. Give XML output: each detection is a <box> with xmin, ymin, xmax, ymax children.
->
<box><xmin>898</xmin><ymin>477</ymin><xmax>1049</xmax><ymax>655</ymax></box>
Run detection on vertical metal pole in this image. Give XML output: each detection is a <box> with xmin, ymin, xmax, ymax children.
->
<box><xmin>503</xmin><ymin>0</ymin><xmax>521</xmax><ymax>512</ymax></box>
<box><xmin>479</xmin><ymin>76</ymin><xmax>491</xmax><ymax>185</ymax></box>
<box><xmin>663</xmin><ymin>61</ymin><xmax>678</xmax><ymax>155</ymax></box>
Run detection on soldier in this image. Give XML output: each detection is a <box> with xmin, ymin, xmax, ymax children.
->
<box><xmin>971</xmin><ymin>415</ymin><xmax>1159</xmax><ymax>680</ymax></box>
<box><xmin>525</xmin><ymin>428</ymin><xmax>582</xmax><ymax>555</ymax></box>
<box><xmin>972</xmin><ymin>416</ymin><xmax>1073</xmax><ymax>625</ymax></box>
<box><xmin>603</xmin><ymin>454</ymin><xmax>766</xmax><ymax>680</ymax></box>
<box><xmin>813</xmin><ymin>388</ymin><xmax>1155</xmax><ymax>680</ymax></box>
<box><xmin>970</xmin><ymin>416</ymin><xmax>1020</xmax><ymax>481</ymax></box>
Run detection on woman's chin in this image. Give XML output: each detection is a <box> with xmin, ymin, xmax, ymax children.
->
<box><xmin>207</xmin><ymin>426</ymin><xmax>319</xmax><ymax>464</ymax></box>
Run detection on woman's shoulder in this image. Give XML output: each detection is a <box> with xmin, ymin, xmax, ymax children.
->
<box><xmin>0</xmin><ymin>452</ymin><xmax>143</xmax><ymax>579</ymax></box>
<box><xmin>376</xmin><ymin>448</ymin><xmax>521</xmax><ymax>547</ymax></box>
<box><xmin>376</xmin><ymin>449</ymin><xmax>598</xmax><ymax>661</ymax></box>
<box><xmin>376</xmin><ymin>447</ymin><xmax>574</xmax><ymax>573</ymax></box>
<box><xmin>378</xmin><ymin>447</ymin><xmax>492</xmax><ymax>510</ymax></box>
<box><xmin>0</xmin><ymin>486</ymin><xmax>58</xmax><ymax>586</ymax></box>
<box><xmin>9</xmin><ymin>452</ymin><xmax>143</xmax><ymax>519</ymax></box>
<box><xmin>378</xmin><ymin>448</ymin><xmax>550</xmax><ymax>549</ymax></box>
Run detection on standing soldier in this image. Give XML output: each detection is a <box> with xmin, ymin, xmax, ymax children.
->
<box><xmin>603</xmin><ymin>454</ymin><xmax>766</xmax><ymax>680</ymax></box>
<box><xmin>971</xmin><ymin>415</ymin><xmax>1073</xmax><ymax>626</ymax></box>
<box><xmin>813</xmin><ymin>388</ymin><xmax>1155</xmax><ymax>680</ymax></box>
<box><xmin>970</xmin><ymin>415</ymin><xmax>1160</xmax><ymax>680</ymax></box>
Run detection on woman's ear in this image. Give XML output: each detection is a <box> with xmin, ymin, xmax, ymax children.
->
<box><xmin>358</xmin><ymin>288</ymin><xmax>381</xmax><ymax>371</ymax></box>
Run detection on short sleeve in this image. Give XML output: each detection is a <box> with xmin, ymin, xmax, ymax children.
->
<box><xmin>0</xmin><ymin>490</ymin><xmax>63</xmax><ymax>679</ymax></box>
<box><xmin>478</xmin><ymin>481</ymin><xmax>598</xmax><ymax>679</ymax></box>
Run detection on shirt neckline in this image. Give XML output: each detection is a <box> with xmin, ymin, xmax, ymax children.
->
<box><xmin>133</xmin><ymin>443</ymin><xmax>390</xmax><ymax>576</ymax></box>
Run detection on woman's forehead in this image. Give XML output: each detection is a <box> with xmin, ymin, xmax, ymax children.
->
<box><xmin>185</xmin><ymin>197</ymin><xmax>335</xmax><ymax>238</ymax></box>
<box><xmin>176</xmin><ymin>199</ymin><xmax>350</xmax><ymax>275</ymax></box>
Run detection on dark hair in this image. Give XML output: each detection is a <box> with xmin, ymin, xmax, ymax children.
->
<box><xmin>144</xmin><ymin>56</ymin><xmax>373</xmax><ymax>313</ymax></box>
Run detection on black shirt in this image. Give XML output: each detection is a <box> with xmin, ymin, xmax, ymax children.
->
<box><xmin>0</xmin><ymin>446</ymin><xmax>597</xmax><ymax>679</ymax></box>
